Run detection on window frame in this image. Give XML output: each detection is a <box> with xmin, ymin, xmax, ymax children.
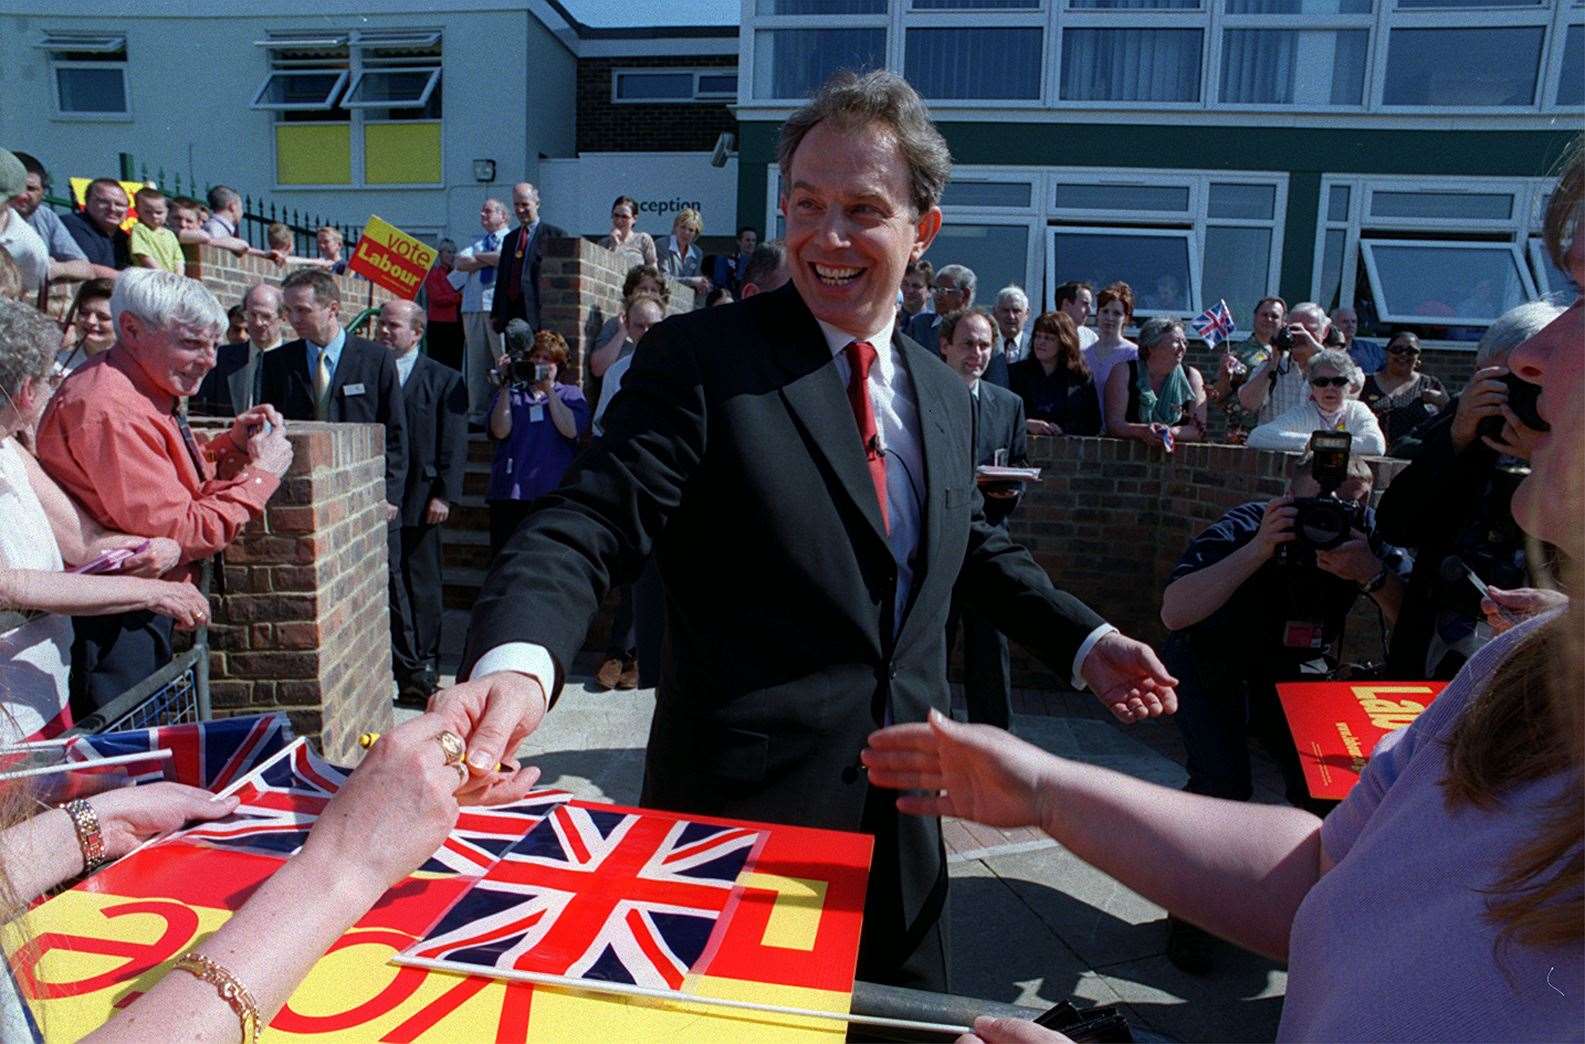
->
<box><xmin>1044</xmin><ymin>224</ymin><xmax>1203</xmax><ymax>319</ymax></box>
<box><xmin>1211</xmin><ymin>15</ymin><xmax>1377</xmax><ymax>112</ymax></box>
<box><xmin>249</xmin><ymin>69</ymin><xmax>350</xmax><ymax>111</ymax></box>
<box><xmin>609</xmin><ymin>67</ymin><xmax>740</xmax><ymax>104</ymax></box>
<box><xmin>1370</xmin><ymin>5</ymin><xmax>1557</xmax><ymax>112</ymax></box>
<box><xmin>40</xmin><ymin>31</ymin><xmax>131</xmax><ymax>120</ymax></box>
<box><xmin>1358</xmin><ymin>238</ymin><xmax>1537</xmax><ymax>325</ymax></box>
<box><xmin>744</xmin><ymin>12</ymin><xmax>894</xmax><ymax>104</ymax></box>
<box><xmin>341</xmin><ymin>66</ymin><xmax>441</xmax><ymax>110</ymax></box>
<box><xmin>901</xmin><ymin>12</ymin><xmax>1048</xmax><ymax>106</ymax></box>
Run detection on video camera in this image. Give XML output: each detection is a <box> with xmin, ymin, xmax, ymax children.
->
<box><xmin>490</xmin><ymin>318</ymin><xmax>552</xmax><ymax>388</ymax></box>
<box><xmin>1277</xmin><ymin>430</ymin><xmax>1365</xmax><ymax>567</ymax></box>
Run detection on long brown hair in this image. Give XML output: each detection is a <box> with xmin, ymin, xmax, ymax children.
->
<box><xmin>1031</xmin><ymin>311</ymin><xmax>1088</xmax><ymax>379</ymax></box>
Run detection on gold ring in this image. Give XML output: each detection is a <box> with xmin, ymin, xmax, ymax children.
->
<box><xmin>454</xmin><ymin>762</ymin><xmax>469</xmax><ymax>786</ymax></box>
<box><xmin>434</xmin><ymin>730</ymin><xmax>467</xmax><ymax>767</ymax></box>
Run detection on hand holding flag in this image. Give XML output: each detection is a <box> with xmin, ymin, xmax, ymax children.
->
<box><xmin>1193</xmin><ymin>298</ymin><xmax>1236</xmax><ymax>350</ymax></box>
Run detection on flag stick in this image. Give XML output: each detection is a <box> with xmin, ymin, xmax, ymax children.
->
<box><xmin>0</xmin><ymin>735</ymin><xmax>82</xmax><ymax>752</ymax></box>
<box><xmin>0</xmin><ymin>748</ymin><xmax>173</xmax><ymax>782</ymax></box>
<box><xmin>392</xmin><ymin>954</ymin><xmax>974</xmax><ymax>1035</ymax></box>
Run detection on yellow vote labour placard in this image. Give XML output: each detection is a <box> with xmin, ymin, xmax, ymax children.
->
<box><xmin>347</xmin><ymin>215</ymin><xmax>437</xmax><ymax>300</ymax></box>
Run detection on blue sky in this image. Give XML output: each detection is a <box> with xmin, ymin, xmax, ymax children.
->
<box><xmin>561</xmin><ymin>0</ymin><xmax>740</xmax><ymax>27</ymax></box>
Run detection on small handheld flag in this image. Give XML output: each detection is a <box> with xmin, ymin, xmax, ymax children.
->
<box><xmin>1192</xmin><ymin>298</ymin><xmax>1236</xmax><ymax>350</ymax></box>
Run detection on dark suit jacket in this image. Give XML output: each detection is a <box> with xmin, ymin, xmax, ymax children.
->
<box><xmin>191</xmin><ymin>342</ymin><xmax>261</xmax><ymax>418</ymax></box>
<box><xmin>398</xmin><ymin>355</ymin><xmax>469</xmax><ymax>527</ymax></box>
<box><xmin>258</xmin><ymin>335</ymin><xmax>408</xmax><ymax>508</ymax></box>
<box><xmin>488</xmin><ymin>222</ymin><xmax>567</xmax><ymax>332</ymax></box>
<box><xmin>459</xmin><ymin>283</ymin><xmax>1106</xmax><ymax>957</ymax></box>
<box><xmin>906</xmin><ymin>311</ymin><xmax>942</xmax><ymax>357</ymax></box>
<box><xmin>972</xmin><ymin>381</ymin><xmax>1029</xmax><ymax>528</ymax></box>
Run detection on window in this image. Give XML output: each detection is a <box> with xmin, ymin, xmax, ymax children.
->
<box><xmin>1219</xmin><ymin>29</ymin><xmax>1368</xmax><ymax>105</ymax></box>
<box><xmin>913</xmin><ymin>0</ymin><xmax>1041</xmax><ymax>7</ymax></box>
<box><xmin>39</xmin><ymin>32</ymin><xmax>129</xmax><ymax>117</ymax></box>
<box><xmin>1382</xmin><ymin>27</ymin><xmax>1544</xmax><ymax>106</ymax></box>
<box><xmin>905</xmin><ymin>28</ymin><xmax>1044</xmax><ymax>99</ymax></box>
<box><xmin>1049</xmin><ymin>228</ymin><xmax>1198</xmax><ymax>313</ymax></box>
<box><xmin>344</xmin><ymin>68</ymin><xmax>440</xmax><ymax>108</ymax></box>
<box><xmin>251</xmin><ymin>36</ymin><xmax>351</xmax><ymax>113</ymax></box>
<box><xmin>752</xmin><ymin>28</ymin><xmax>886</xmax><ymax>99</ymax></box>
<box><xmin>1558</xmin><ymin>24</ymin><xmax>1584</xmax><ymax>107</ymax></box>
<box><xmin>1359</xmin><ymin>241</ymin><xmax>1534</xmax><ymax>324</ymax></box>
<box><xmin>941</xmin><ymin>180</ymin><xmax>1036</xmax><ymax>208</ymax></box>
<box><xmin>1060</xmin><ymin>29</ymin><xmax>1203</xmax><ymax>102</ymax></box>
<box><xmin>612</xmin><ymin>69</ymin><xmax>740</xmax><ymax>103</ymax></box>
<box><xmin>755</xmin><ymin>0</ymin><xmax>885</xmax><ymax>10</ymax></box>
<box><xmin>928</xmin><ymin>224</ymin><xmax>1035</xmax><ymax>308</ymax></box>
<box><xmin>1528</xmin><ymin>238</ymin><xmax>1578</xmax><ymax>298</ymax></box>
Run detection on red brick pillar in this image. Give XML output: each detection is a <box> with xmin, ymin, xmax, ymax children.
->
<box><xmin>202</xmin><ymin>421</ymin><xmax>395</xmax><ymax>763</ymax></box>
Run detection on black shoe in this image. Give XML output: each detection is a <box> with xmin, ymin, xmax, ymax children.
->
<box><xmin>395</xmin><ymin>668</ymin><xmax>438</xmax><ymax>709</ymax></box>
<box><xmin>1165</xmin><ymin>915</ymin><xmax>1217</xmax><ymax>975</ymax></box>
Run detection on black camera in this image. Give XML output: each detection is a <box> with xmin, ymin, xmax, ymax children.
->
<box><xmin>1270</xmin><ymin>325</ymin><xmax>1295</xmax><ymax>353</ymax></box>
<box><xmin>1278</xmin><ymin>431</ymin><xmax>1364</xmax><ymax>566</ymax></box>
<box><xmin>490</xmin><ymin>351</ymin><xmax>552</xmax><ymax>388</ymax></box>
<box><xmin>1477</xmin><ymin>372</ymin><xmax>1549</xmax><ymax>442</ymax></box>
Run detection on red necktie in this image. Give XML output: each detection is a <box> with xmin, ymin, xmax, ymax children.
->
<box><xmin>843</xmin><ymin>340</ymin><xmax>889</xmax><ymax>533</ymax></box>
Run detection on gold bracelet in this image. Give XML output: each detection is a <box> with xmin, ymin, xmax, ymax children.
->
<box><xmin>60</xmin><ymin>799</ymin><xmax>106</xmax><ymax>873</ymax></box>
<box><xmin>173</xmin><ymin>951</ymin><xmax>261</xmax><ymax>1044</ymax></box>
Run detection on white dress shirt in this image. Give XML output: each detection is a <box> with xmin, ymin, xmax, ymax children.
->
<box><xmin>472</xmin><ymin>312</ymin><xmax>1113</xmax><ymax>701</ymax></box>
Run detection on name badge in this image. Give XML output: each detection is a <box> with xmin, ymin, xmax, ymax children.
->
<box><xmin>529</xmin><ymin>404</ymin><xmax>545</xmax><ymax>423</ymax></box>
<box><xmin>343</xmin><ymin>383</ymin><xmax>365</xmax><ymax>397</ymax></box>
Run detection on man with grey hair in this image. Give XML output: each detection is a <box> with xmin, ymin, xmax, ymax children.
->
<box><xmin>1238</xmin><ymin>300</ymin><xmax>1331</xmax><ymax>426</ymax></box>
<box><xmin>906</xmin><ymin>261</ymin><xmax>974</xmax><ymax>357</ymax></box>
<box><xmin>1376</xmin><ymin>298</ymin><xmax>1562</xmax><ymax>679</ymax></box>
<box><xmin>738</xmin><ymin>239</ymin><xmax>789</xmax><ymax>298</ymax></box>
<box><xmin>452</xmin><ymin>197</ymin><xmax>511</xmax><ymax>425</ymax></box>
<box><xmin>488</xmin><ymin>182</ymin><xmax>566</xmax><ymax>338</ymax></box>
<box><xmin>36</xmin><ymin>268</ymin><xmax>292</xmax><ymax>708</ymax></box>
<box><xmin>433</xmin><ymin>69</ymin><xmax>1177</xmax><ymax>992</ymax></box>
<box><xmin>192</xmin><ymin>282</ymin><xmax>286</xmax><ymax>417</ymax></box>
<box><xmin>984</xmin><ymin>283</ymin><xmax>1030</xmax><ymax>388</ymax></box>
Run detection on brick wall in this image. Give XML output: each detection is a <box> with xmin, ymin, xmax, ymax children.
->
<box><xmin>183</xmin><ymin>244</ymin><xmax>394</xmax><ymax>329</ymax></box>
<box><xmin>199</xmin><ymin>422</ymin><xmax>394</xmax><ymax>764</ymax></box>
<box><xmin>576</xmin><ymin>56</ymin><xmax>738</xmax><ymax>154</ymax></box>
<box><xmin>537</xmin><ymin>235</ymin><xmax>696</xmax><ymax>393</ymax></box>
<box><xmin>1001</xmin><ymin>437</ymin><xmax>1406</xmax><ymax>688</ymax></box>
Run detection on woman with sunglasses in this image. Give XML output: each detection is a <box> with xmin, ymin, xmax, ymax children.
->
<box><xmin>1358</xmin><ymin>332</ymin><xmax>1449</xmax><ymax>453</ymax></box>
<box><xmin>1246</xmin><ymin>348</ymin><xmax>1386</xmax><ymax>455</ymax></box>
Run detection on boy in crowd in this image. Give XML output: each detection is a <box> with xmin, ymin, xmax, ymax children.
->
<box><xmin>129</xmin><ymin>188</ymin><xmax>184</xmax><ymax>274</ymax></box>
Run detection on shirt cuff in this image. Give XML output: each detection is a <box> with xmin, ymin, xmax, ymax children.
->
<box><xmin>469</xmin><ymin>642</ymin><xmax>555</xmax><ymax>716</ymax></box>
<box><xmin>1070</xmin><ymin>623</ymin><xmax>1118</xmax><ymax>691</ymax></box>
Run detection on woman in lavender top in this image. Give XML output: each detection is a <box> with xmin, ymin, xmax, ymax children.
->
<box><xmin>863</xmin><ymin>140</ymin><xmax>1585</xmax><ymax>1044</ymax></box>
<box><xmin>486</xmin><ymin>328</ymin><xmax>589</xmax><ymax>556</ymax></box>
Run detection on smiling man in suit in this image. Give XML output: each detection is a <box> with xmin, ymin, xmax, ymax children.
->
<box><xmin>374</xmin><ymin>299</ymin><xmax>468</xmax><ymax>704</ymax></box>
<box><xmin>939</xmin><ymin>306</ymin><xmax>1029</xmax><ymax>731</ymax></box>
<box><xmin>431</xmin><ymin>70</ymin><xmax>1177</xmax><ymax>991</ymax></box>
<box><xmin>488</xmin><ymin>182</ymin><xmax>566</xmax><ymax>337</ymax></box>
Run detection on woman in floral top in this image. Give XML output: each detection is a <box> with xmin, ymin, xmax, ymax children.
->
<box><xmin>1359</xmin><ymin>332</ymin><xmax>1449</xmax><ymax>453</ymax></box>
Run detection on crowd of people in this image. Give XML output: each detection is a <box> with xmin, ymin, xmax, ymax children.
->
<box><xmin>0</xmin><ymin>76</ymin><xmax>1579</xmax><ymax>1042</ymax></box>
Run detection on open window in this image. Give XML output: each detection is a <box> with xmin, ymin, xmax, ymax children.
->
<box><xmin>1359</xmin><ymin>240</ymin><xmax>1535</xmax><ymax>325</ymax></box>
<box><xmin>342</xmin><ymin>67</ymin><xmax>439</xmax><ymax>109</ymax></box>
<box><xmin>39</xmin><ymin>31</ymin><xmax>129</xmax><ymax>117</ymax></box>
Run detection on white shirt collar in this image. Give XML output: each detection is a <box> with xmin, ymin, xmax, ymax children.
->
<box><xmin>815</xmin><ymin>315</ymin><xmax>897</xmax><ymax>364</ymax></box>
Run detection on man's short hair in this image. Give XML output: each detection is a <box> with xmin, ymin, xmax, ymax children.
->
<box><xmin>625</xmin><ymin>290</ymin><xmax>666</xmax><ymax>320</ymax></box>
<box><xmin>12</xmin><ymin>151</ymin><xmax>46</xmax><ymax>187</ymax></box>
<box><xmin>1474</xmin><ymin>300</ymin><xmax>1566</xmax><ymax>369</ymax></box>
<box><xmin>316</xmin><ymin>226</ymin><xmax>344</xmax><ymax>245</ymax></box>
<box><xmin>778</xmin><ymin>69</ymin><xmax>952</xmax><ymax>217</ymax></box>
<box><xmin>621</xmin><ymin>263</ymin><xmax>670</xmax><ymax>306</ymax></box>
<box><xmin>935</xmin><ymin>263</ymin><xmax>976</xmax><ymax>297</ymax></box>
<box><xmin>282</xmin><ymin>268</ymin><xmax>340</xmax><ymax>307</ymax></box>
<box><xmin>382</xmin><ymin>298</ymin><xmax>425</xmax><ymax>333</ymax></box>
<box><xmin>86</xmin><ymin>177</ymin><xmax>125</xmax><ymax>201</ymax></box>
<box><xmin>904</xmin><ymin>259</ymin><xmax>934</xmax><ymax>284</ymax></box>
<box><xmin>133</xmin><ymin>186</ymin><xmax>164</xmax><ymax>207</ymax></box>
<box><xmin>737</xmin><ymin>225</ymin><xmax>759</xmax><ymax>239</ymax></box>
<box><xmin>110</xmin><ymin>268</ymin><xmax>226</xmax><ymax>337</ymax></box>
<box><xmin>243</xmin><ymin>282</ymin><xmax>285</xmax><ymax>317</ymax></box>
<box><xmin>1289</xmin><ymin>301</ymin><xmax>1329</xmax><ymax>330</ymax></box>
<box><xmin>483</xmin><ymin>198</ymin><xmax>507</xmax><ymax>219</ymax></box>
<box><xmin>995</xmin><ymin>285</ymin><xmax>1028</xmax><ymax>311</ymax></box>
<box><xmin>170</xmin><ymin>196</ymin><xmax>202</xmax><ymax>215</ymax></box>
<box><xmin>1053</xmin><ymin>281</ymin><xmax>1092</xmax><ymax>308</ymax></box>
<box><xmin>0</xmin><ymin>299</ymin><xmax>63</xmax><ymax>398</ymax></box>
<box><xmin>206</xmin><ymin>185</ymin><xmax>240</xmax><ymax>211</ymax></box>
<box><xmin>741</xmin><ymin>240</ymin><xmax>788</xmax><ymax>291</ymax></box>
<box><xmin>938</xmin><ymin>306</ymin><xmax>995</xmax><ymax>346</ymax></box>
<box><xmin>1255</xmin><ymin>295</ymin><xmax>1287</xmax><ymax>316</ymax></box>
<box><xmin>1290</xmin><ymin>449</ymin><xmax>1374</xmax><ymax>490</ymax></box>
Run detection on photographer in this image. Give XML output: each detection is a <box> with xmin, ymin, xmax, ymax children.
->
<box><xmin>1160</xmin><ymin>442</ymin><xmax>1404</xmax><ymax>813</ymax></box>
<box><xmin>485</xmin><ymin>324</ymin><xmax>590</xmax><ymax>557</ymax></box>
<box><xmin>1235</xmin><ymin>301</ymin><xmax>1341</xmax><ymax>426</ymax></box>
<box><xmin>1377</xmin><ymin>300</ymin><xmax>1562</xmax><ymax>679</ymax></box>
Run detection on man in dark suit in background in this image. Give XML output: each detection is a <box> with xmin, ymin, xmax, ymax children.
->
<box><xmin>374</xmin><ymin>299</ymin><xmax>468</xmax><ymax>703</ymax></box>
<box><xmin>432</xmin><ymin>71</ymin><xmax>1176</xmax><ymax>991</ymax></box>
<box><xmin>939</xmin><ymin>306</ymin><xmax>1030</xmax><ymax>731</ymax></box>
<box><xmin>192</xmin><ymin>283</ymin><xmax>287</xmax><ymax>417</ymax></box>
<box><xmin>488</xmin><ymin>182</ymin><xmax>566</xmax><ymax>336</ymax></box>
<box><xmin>906</xmin><ymin>262</ymin><xmax>974</xmax><ymax>360</ymax></box>
<box><xmin>260</xmin><ymin>268</ymin><xmax>410</xmax><ymax>696</ymax></box>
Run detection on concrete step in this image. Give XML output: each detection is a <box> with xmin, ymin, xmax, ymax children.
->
<box><xmin>443</xmin><ymin>567</ymin><xmax>487</xmax><ymax>610</ymax></box>
<box><xmin>442</xmin><ymin>527</ymin><xmax>493</xmax><ymax>572</ymax></box>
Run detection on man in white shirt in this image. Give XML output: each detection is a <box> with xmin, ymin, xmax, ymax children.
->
<box><xmin>1238</xmin><ymin>301</ymin><xmax>1330</xmax><ymax>425</ymax></box>
<box><xmin>0</xmin><ymin>150</ymin><xmax>49</xmax><ymax>298</ymax></box>
<box><xmin>1054</xmin><ymin>280</ymin><xmax>1098</xmax><ymax>350</ymax></box>
<box><xmin>450</xmin><ymin>198</ymin><xmax>510</xmax><ymax>425</ymax></box>
<box><xmin>431</xmin><ymin>70</ymin><xmax>1177</xmax><ymax>992</ymax></box>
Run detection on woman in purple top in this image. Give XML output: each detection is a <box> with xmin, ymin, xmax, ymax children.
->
<box><xmin>863</xmin><ymin>141</ymin><xmax>1585</xmax><ymax>1044</ymax></box>
<box><xmin>486</xmin><ymin>329</ymin><xmax>589</xmax><ymax>556</ymax></box>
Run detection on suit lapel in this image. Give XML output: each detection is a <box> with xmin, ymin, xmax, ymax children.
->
<box><xmin>328</xmin><ymin>338</ymin><xmax>361</xmax><ymax>420</ymax></box>
<box><xmin>226</xmin><ymin>347</ymin><xmax>252</xmax><ymax>414</ymax></box>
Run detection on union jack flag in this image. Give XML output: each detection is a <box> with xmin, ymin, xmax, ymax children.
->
<box><xmin>1192</xmin><ymin>298</ymin><xmax>1237</xmax><ymax>349</ymax></box>
<box><xmin>403</xmin><ymin>803</ymin><xmax>764</xmax><ymax>991</ymax></box>
<box><xmin>59</xmin><ymin>714</ymin><xmax>293</xmax><ymax>792</ymax></box>
<box><xmin>176</xmin><ymin>738</ymin><xmax>573</xmax><ymax>874</ymax></box>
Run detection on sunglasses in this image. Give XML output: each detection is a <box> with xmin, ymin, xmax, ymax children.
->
<box><xmin>1310</xmin><ymin>376</ymin><xmax>1350</xmax><ymax>388</ymax></box>
<box><xmin>932</xmin><ymin>286</ymin><xmax>962</xmax><ymax>297</ymax></box>
<box><xmin>1387</xmin><ymin>345</ymin><xmax>1420</xmax><ymax>356</ymax></box>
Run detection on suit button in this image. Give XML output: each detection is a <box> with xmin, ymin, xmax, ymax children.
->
<box><xmin>888</xmin><ymin>666</ymin><xmax>899</xmax><ymax>680</ymax></box>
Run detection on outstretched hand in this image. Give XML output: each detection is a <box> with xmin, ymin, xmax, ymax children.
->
<box><xmin>1079</xmin><ymin>632</ymin><xmax>1178</xmax><ymax>723</ymax></box>
<box><xmin>958</xmin><ymin>1016</ymin><xmax>1073</xmax><ymax>1044</ymax></box>
<box><xmin>90</xmin><ymin>782</ymin><xmax>240</xmax><ymax>859</ymax></box>
<box><xmin>427</xmin><ymin>671</ymin><xmax>549</xmax><ymax>804</ymax></box>
<box><xmin>862</xmin><ymin>709</ymin><xmax>1055</xmax><ymax>830</ymax></box>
